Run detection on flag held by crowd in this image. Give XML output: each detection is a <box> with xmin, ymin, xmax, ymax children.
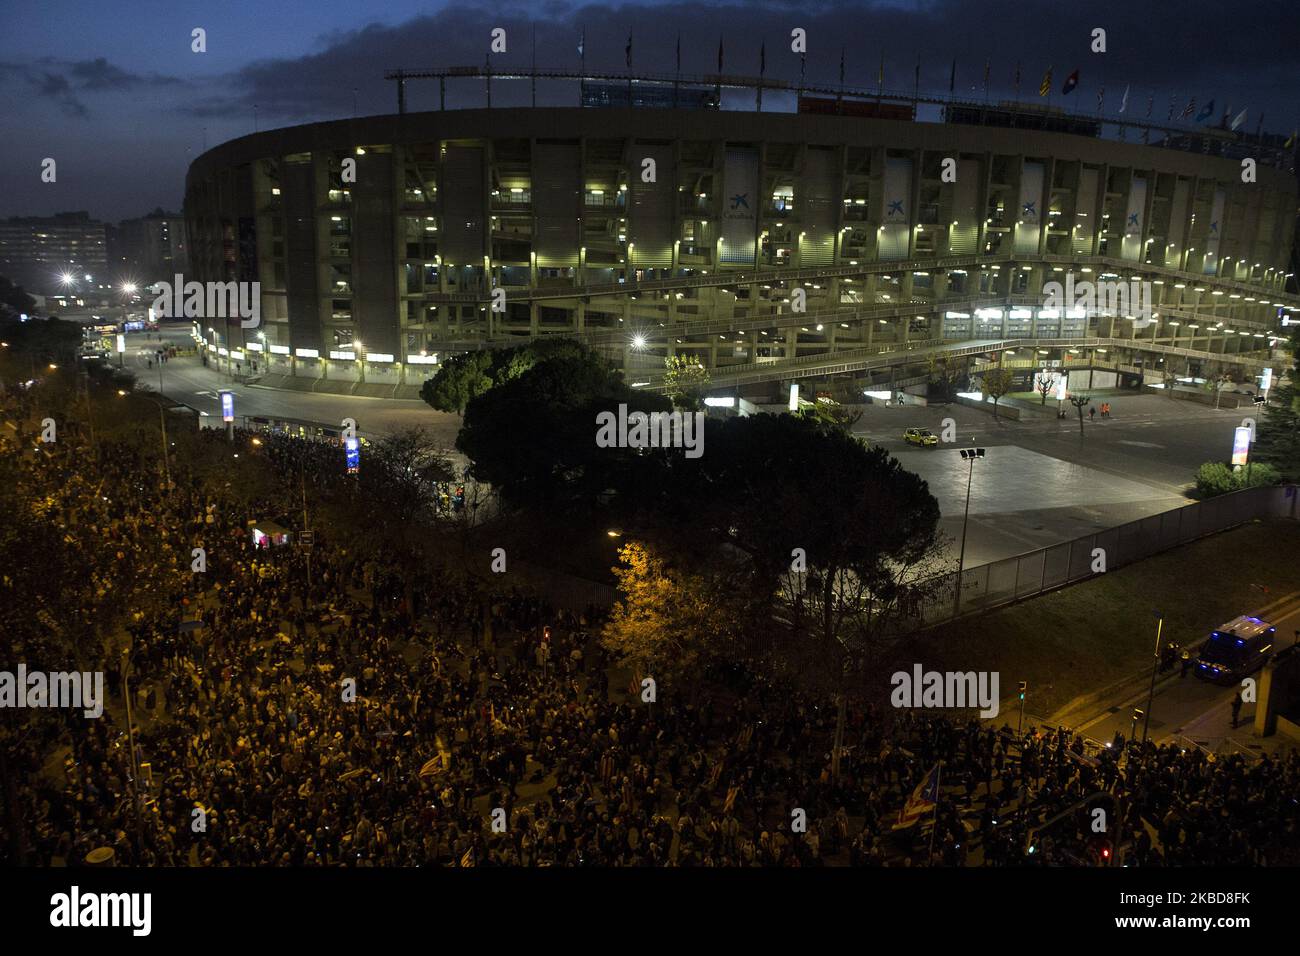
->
<box><xmin>893</xmin><ymin>763</ymin><xmax>941</xmax><ymax>829</ymax></box>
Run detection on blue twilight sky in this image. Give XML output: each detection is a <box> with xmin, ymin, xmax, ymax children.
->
<box><xmin>0</xmin><ymin>0</ymin><xmax>1297</xmax><ymax>222</ymax></box>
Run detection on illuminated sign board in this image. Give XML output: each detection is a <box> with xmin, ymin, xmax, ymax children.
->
<box><xmin>1231</xmin><ymin>426</ymin><xmax>1251</xmax><ymax>466</ymax></box>
<box><xmin>220</xmin><ymin>390</ymin><xmax>234</xmax><ymax>423</ymax></box>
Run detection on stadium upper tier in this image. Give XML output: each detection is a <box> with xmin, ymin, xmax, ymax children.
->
<box><xmin>184</xmin><ymin>105</ymin><xmax>1298</xmax><ymax>387</ymax></box>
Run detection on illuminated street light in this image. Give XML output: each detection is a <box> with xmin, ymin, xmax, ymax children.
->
<box><xmin>954</xmin><ymin>447</ymin><xmax>987</xmax><ymax>614</ymax></box>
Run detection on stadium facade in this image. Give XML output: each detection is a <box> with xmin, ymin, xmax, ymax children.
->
<box><xmin>184</xmin><ymin>84</ymin><xmax>1299</xmax><ymax>397</ymax></box>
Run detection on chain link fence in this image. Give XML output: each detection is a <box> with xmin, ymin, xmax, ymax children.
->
<box><xmin>915</xmin><ymin>484</ymin><xmax>1299</xmax><ymax>628</ymax></box>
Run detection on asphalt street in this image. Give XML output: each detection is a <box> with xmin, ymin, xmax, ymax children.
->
<box><xmin>130</xmin><ymin>323</ymin><xmax>1247</xmax><ymax>566</ymax></box>
<box><xmin>859</xmin><ymin>395</ymin><xmax>1248</xmax><ymax>564</ymax></box>
<box><xmin>1067</xmin><ymin>592</ymin><xmax>1300</xmax><ymax>756</ymax></box>
<box><xmin>136</xmin><ymin>325</ymin><xmax>462</xmax><ymax>446</ymax></box>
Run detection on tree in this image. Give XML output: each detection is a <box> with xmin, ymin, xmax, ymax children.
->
<box><xmin>662</xmin><ymin>355</ymin><xmax>710</xmax><ymax>411</ymax></box>
<box><xmin>1069</xmin><ymin>393</ymin><xmax>1092</xmax><ymax>435</ymax></box>
<box><xmin>1254</xmin><ymin>329</ymin><xmax>1300</xmax><ymax>478</ymax></box>
<box><xmin>927</xmin><ymin>353</ymin><xmax>963</xmax><ymax>404</ymax></box>
<box><xmin>420</xmin><ymin>350</ymin><xmax>493</xmax><ymax>415</ymax></box>
<box><xmin>1035</xmin><ymin>373</ymin><xmax>1054</xmax><ymax>406</ymax></box>
<box><xmin>420</xmin><ymin>338</ymin><xmax>595</xmax><ymax>415</ymax></box>
<box><xmin>601</xmin><ymin>541</ymin><xmax>738</xmax><ymax>687</ymax></box>
<box><xmin>456</xmin><ymin>350</ymin><xmax>671</xmax><ymax>514</ymax></box>
<box><xmin>0</xmin><ymin>274</ymin><xmax>37</xmax><ymax>317</ymax></box>
<box><xmin>1205</xmin><ymin>372</ymin><xmax>1232</xmax><ymax>410</ymax></box>
<box><xmin>653</xmin><ymin>414</ymin><xmax>948</xmax><ymax>776</ymax></box>
<box><xmin>0</xmin><ymin>315</ymin><xmax>82</xmax><ymax>373</ymax></box>
<box><xmin>322</xmin><ymin>425</ymin><xmax>454</xmax><ymax>621</ymax></box>
<box><xmin>982</xmin><ymin>366</ymin><xmax>1015</xmax><ymax>419</ymax></box>
<box><xmin>798</xmin><ymin>400</ymin><xmax>863</xmax><ymax>433</ymax></box>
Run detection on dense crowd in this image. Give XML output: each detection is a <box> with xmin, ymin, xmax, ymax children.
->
<box><xmin>3</xmin><ymin>378</ymin><xmax>1299</xmax><ymax>868</ymax></box>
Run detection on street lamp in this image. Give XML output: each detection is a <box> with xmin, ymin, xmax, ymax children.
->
<box><xmin>119</xmin><ymin>390</ymin><xmax>172</xmax><ymax>489</ymax></box>
<box><xmin>1142</xmin><ymin>611</ymin><xmax>1163</xmax><ymax>744</ymax></box>
<box><xmin>954</xmin><ymin>447</ymin><xmax>986</xmax><ymax>614</ymax></box>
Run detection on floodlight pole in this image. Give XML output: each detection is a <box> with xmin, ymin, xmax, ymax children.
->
<box><xmin>1142</xmin><ymin>614</ymin><xmax>1163</xmax><ymax>743</ymax></box>
<box><xmin>953</xmin><ymin>450</ymin><xmax>980</xmax><ymax>615</ymax></box>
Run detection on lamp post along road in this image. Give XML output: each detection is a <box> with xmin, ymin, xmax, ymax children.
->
<box><xmin>1143</xmin><ymin>612</ymin><xmax>1163</xmax><ymax>744</ymax></box>
<box><xmin>954</xmin><ymin>447</ymin><xmax>985</xmax><ymax>615</ymax></box>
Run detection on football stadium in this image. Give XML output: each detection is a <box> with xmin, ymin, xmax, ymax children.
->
<box><xmin>183</xmin><ymin>67</ymin><xmax>1300</xmax><ymax>400</ymax></box>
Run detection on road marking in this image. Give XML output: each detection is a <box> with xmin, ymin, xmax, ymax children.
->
<box><xmin>1117</xmin><ymin>440</ymin><xmax>1165</xmax><ymax>448</ymax></box>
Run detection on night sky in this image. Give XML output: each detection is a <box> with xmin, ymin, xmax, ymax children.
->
<box><xmin>1</xmin><ymin>0</ymin><xmax>1297</xmax><ymax>221</ymax></box>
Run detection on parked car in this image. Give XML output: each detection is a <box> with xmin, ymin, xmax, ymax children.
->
<box><xmin>903</xmin><ymin>427</ymin><xmax>939</xmax><ymax>447</ymax></box>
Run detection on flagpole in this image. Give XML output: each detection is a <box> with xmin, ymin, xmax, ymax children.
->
<box><xmin>837</xmin><ymin>47</ymin><xmax>845</xmax><ymax>108</ymax></box>
<box><xmin>579</xmin><ymin>27</ymin><xmax>585</xmax><ymax>106</ymax></box>
<box><xmin>716</xmin><ymin>35</ymin><xmax>723</xmax><ymax>106</ymax></box>
<box><xmin>927</xmin><ymin>762</ymin><xmax>942</xmax><ymax>866</ymax></box>
<box><xmin>674</xmin><ymin>33</ymin><xmax>681</xmax><ymax>108</ymax></box>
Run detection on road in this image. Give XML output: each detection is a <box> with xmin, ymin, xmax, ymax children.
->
<box><xmin>1058</xmin><ymin>592</ymin><xmax>1300</xmax><ymax>756</ymax></box>
<box><xmin>858</xmin><ymin>395</ymin><xmax>1249</xmax><ymax>565</ymax></box>
<box><xmin>127</xmin><ymin>323</ymin><xmax>1249</xmax><ymax>566</ymax></box>
<box><xmin>133</xmin><ymin>325</ymin><xmax>462</xmax><ymax>446</ymax></box>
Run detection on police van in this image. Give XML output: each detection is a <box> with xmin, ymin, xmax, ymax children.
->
<box><xmin>1195</xmin><ymin>615</ymin><xmax>1275</xmax><ymax>682</ymax></box>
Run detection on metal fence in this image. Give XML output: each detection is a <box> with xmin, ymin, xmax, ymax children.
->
<box><xmin>915</xmin><ymin>484</ymin><xmax>1300</xmax><ymax>628</ymax></box>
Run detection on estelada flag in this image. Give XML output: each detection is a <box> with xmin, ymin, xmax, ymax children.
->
<box><xmin>708</xmin><ymin>760</ymin><xmax>724</xmax><ymax>789</ymax></box>
<box><xmin>1061</xmin><ymin>69</ymin><xmax>1079</xmax><ymax>95</ymax></box>
<box><xmin>723</xmin><ymin>785</ymin><xmax>739</xmax><ymax>812</ymax></box>
<box><xmin>893</xmin><ymin>763</ymin><xmax>941</xmax><ymax>829</ymax></box>
<box><xmin>1039</xmin><ymin>66</ymin><xmax>1053</xmax><ymax>97</ymax></box>
<box><xmin>460</xmin><ymin>847</ymin><xmax>475</xmax><ymax>868</ymax></box>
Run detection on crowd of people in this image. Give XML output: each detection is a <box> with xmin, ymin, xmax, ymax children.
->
<box><xmin>3</xmin><ymin>376</ymin><xmax>1299</xmax><ymax>868</ymax></box>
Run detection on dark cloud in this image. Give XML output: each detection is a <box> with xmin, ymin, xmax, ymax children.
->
<box><xmin>27</xmin><ymin>69</ymin><xmax>88</xmax><ymax>117</ymax></box>
<box><xmin>0</xmin><ymin>56</ymin><xmax>187</xmax><ymax>118</ymax></box>
<box><xmin>172</xmin><ymin>0</ymin><xmax>1300</xmax><ymax>131</ymax></box>
<box><xmin>68</xmin><ymin>57</ymin><xmax>184</xmax><ymax>91</ymax></box>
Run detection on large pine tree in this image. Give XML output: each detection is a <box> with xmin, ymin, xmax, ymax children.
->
<box><xmin>1254</xmin><ymin>327</ymin><xmax>1300</xmax><ymax>479</ymax></box>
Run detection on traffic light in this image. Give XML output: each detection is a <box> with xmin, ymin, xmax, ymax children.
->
<box><xmin>1018</xmin><ymin>681</ymin><xmax>1027</xmax><ymax>701</ymax></box>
